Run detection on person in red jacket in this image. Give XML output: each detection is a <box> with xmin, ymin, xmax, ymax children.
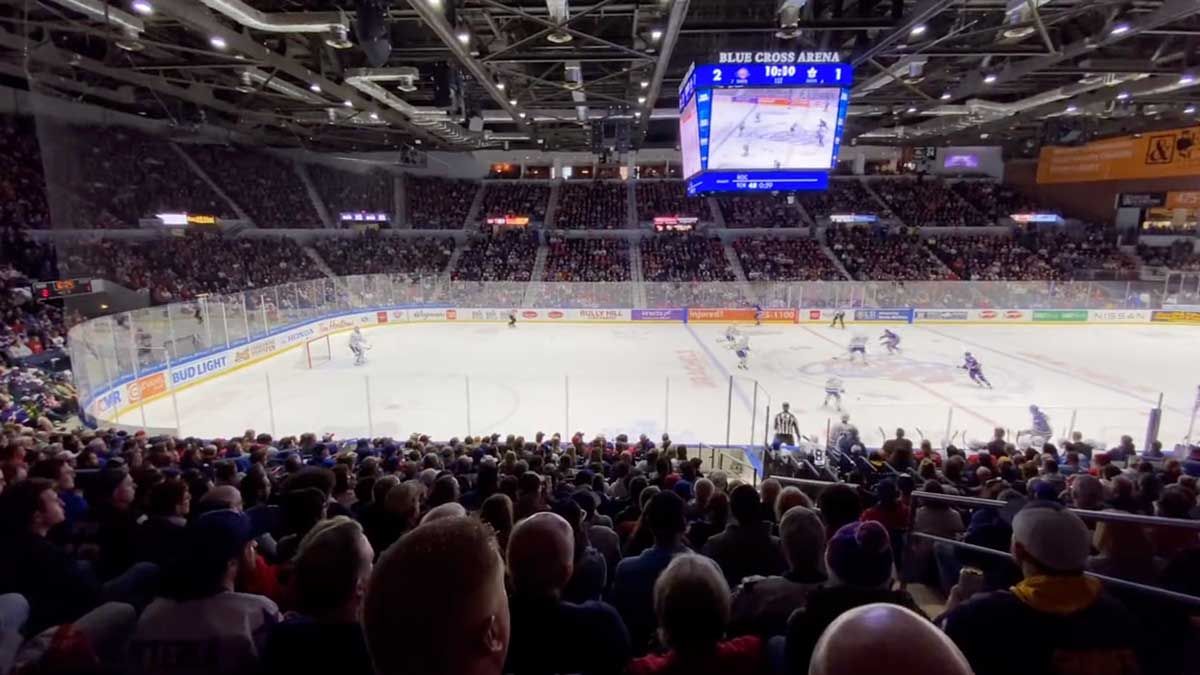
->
<box><xmin>627</xmin><ymin>554</ymin><xmax>764</xmax><ymax>675</ymax></box>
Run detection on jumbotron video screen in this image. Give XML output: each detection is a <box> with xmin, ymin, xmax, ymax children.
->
<box><xmin>679</xmin><ymin>54</ymin><xmax>852</xmax><ymax>194</ymax></box>
<box><xmin>706</xmin><ymin>87</ymin><xmax>842</xmax><ymax>171</ymax></box>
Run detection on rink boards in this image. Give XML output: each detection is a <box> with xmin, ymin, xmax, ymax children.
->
<box><xmin>81</xmin><ymin>304</ymin><xmax>1198</xmax><ymax>427</ymax></box>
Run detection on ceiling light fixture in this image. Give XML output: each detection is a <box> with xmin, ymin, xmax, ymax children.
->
<box><xmin>1116</xmin><ymin>91</ymin><xmax>1130</xmax><ymax>100</ymax></box>
<box><xmin>1180</xmin><ymin>74</ymin><xmax>1196</xmax><ymax>86</ymax></box>
<box><xmin>980</xmin><ymin>132</ymin><xmax>990</xmax><ymax>139</ymax></box>
<box><xmin>910</xmin><ymin>24</ymin><xmax>927</xmax><ymax>37</ymax></box>
<box><xmin>637</xmin><ymin>96</ymin><xmax>646</xmax><ymax>104</ymax></box>
<box><xmin>309</xmin><ymin>83</ymin><xmax>321</xmax><ymax>93</ymax></box>
<box><xmin>906</xmin><ymin>106</ymin><xmax>917</xmax><ymax>113</ymax></box>
<box><xmin>518</xmin><ymin>112</ymin><xmax>527</xmax><ymax>118</ymax></box>
<box><xmin>1185</xmin><ymin>105</ymin><xmax>1197</xmax><ymax>114</ymax></box>
<box><xmin>456</xmin><ymin>30</ymin><xmax>470</xmax><ymax>44</ymax></box>
<box><xmin>509</xmin><ymin>98</ymin><xmax>517</xmax><ymax>106</ymax></box>
<box><xmin>640</xmin><ymin>80</ymin><xmax>649</xmax><ymax>88</ymax></box>
<box><xmin>1066</xmin><ymin>104</ymin><xmax>1078</xmax><ymax>112</ymax></box>
<box><xmin>1109</xmin><ymin>23</ymin><xmax>1130</xmax><ymax>35</ymax></box>
<box><xmin>370</xmin><ymin>112</ymin><xmax>379</xmax><ymax>120</ymax></box>
<box><xmin>940</xmin><ymin>92</ymin><xmax>952</xmax><ymax>100</ymax></box>
<box><xmin>343</xmin><ymin>99</ymin><xmax>353</xmax><ymax>107</ymax></box>
<box><xmin>650</xmin><ymin>28</ymin><xmax>663</xmax><ymax>40</ymax></box>
<box><xmin>131</xmin><ymin>0</ymin><xmax>153</xmax><ymax>15</ymax></box>
<box><xmin>496</xmin><ymin>82</ymin><xmax>505</xmax><ymax>91</ymax></box>
<box><xmin>983</xmin><ymin>73</ymin><xmax>997</xmax><ymax>84</ymax></box>
<box><xmin>209</xmin><ymin>36</ymin><xmax>227</xmax><ymax>50</ymax></box>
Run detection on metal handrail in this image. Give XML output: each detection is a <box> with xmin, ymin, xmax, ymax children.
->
<box><xmin>909</xmin><ymin>532</ymin><xmax>1200</xmax><ymax>607</ymax></box>
<box><xmin>911</xmin><ymin>490</ymin><xmax>1200</xmax><ymax>530</ymax></box>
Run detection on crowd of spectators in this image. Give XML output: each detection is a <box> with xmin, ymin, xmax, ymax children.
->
<box><xmin>556</xmin><ymin>182</ymin><xmax>628</xmax><ymax>230</ymax></box>
<box><xmin>641</xmin><ymin>233</ymin><xmax>737</xmax><ymax>282</ymax></box>
<box><xmin>717</xmin><ymin>196</ymin><xmax>804</xmax><ymax>228</ymax></box>
<box><xmin>733</xmin><ymin>237</ymin><xmax>844</xmax><ymax>281</ymax></box>
<box><xmin>451</xmin><ymin>231</ymin><xmax>539</xmax><ymax>282</ymax></box>
<box><xmin>306</xmin><ymin>165</ymin><xmax>394</xmax><ymax>218</ymax></box>
<box><xmin>797</xmin><ymin>180</ymin><xmax>883</xmax><ymax>219</ymax></box>
<box><xmin>873</xmin><ymin>180</ymin><xmax>990</xmax><ymax>228</ymax></box>
<box><xmin>950</xmin><ymin>182</ymin><xmax>1042</xmax><ymax>221</ymax></box>
<box><xmin>56</xmin><ymin>130</ymin><xmax>232</xmax><ymax>229</ymax></box>
<box><xmin>190</xmin><ymin>145</ymin><xmax>323</xmax><ymax>229</ymax></box>
<box><xmin>542</xmin><ymin>237</ymin><xmax>631</xmax><ymax>283</ymax></box>
<box><xmin>407</xmin><ymin>176</ymin><xmax>478</xmax><ymax>229</ymax></box>
<box><xmin>0</xmin><ymin>410</ymin><xmax>1193</xmax><ymax>675</ymax></box>
<box><xmin>1138</xmin><ymin>240</ymin><xmax>1200</xmax><ymax>271</ymax></box>
<box><xmin>1032</xmin><ymin>231</ymin><xmax>1139</xmax><ymax>277</ymax></box>
<box><xmin>308</xmin><ymin>234</ymin><xmax>453</xmax><ymax>278</ymax></box>
<box><xmin>926</xmin><ymin>235</ymin><xmax>1062</xmax><ymax>281</ymax></box>
<box><xmin>59</xmin><ymin>233</ymin><xmax>317</xmax><ymax>303</ymax></box>
<box><xmin>0</xmin><ymin>116</ymin><xmax>51</xmax><ymax>229</ymax></box>
<box><xmin>634</xmin><ymin>181</ymin><xmax>712</xmax><ymax>223</ymax></box>
<box><xmin>480</xmin><ymin>183</ymin><xmax>550</xmax><ymax>224</ymax></box>
<box><xmin>827</xmin><ymin>227</ymin><xmax>956</xmax><ymax>281</ymax></box>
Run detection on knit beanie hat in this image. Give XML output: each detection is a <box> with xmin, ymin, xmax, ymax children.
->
<box><xmin>826</xmin><ymin>521</ymin><xmax>894</xmax><ymax>587</ymax></box>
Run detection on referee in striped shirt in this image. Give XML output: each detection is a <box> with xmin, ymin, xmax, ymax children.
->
<box><xmin>773</xmin><ymin>402</ymin><xmax>800</xmax><ymax>446</ymax></box>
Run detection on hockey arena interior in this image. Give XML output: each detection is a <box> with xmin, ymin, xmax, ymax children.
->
<box><xmin>2</xmin><ymin>0</ymin><xmax>1200</xmax><ymax>673</ymax></box>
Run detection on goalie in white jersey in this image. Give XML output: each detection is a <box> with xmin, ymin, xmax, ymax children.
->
<box><xmin>349</xmin><ymin>326</ymin><xmax>369</xmax><ymax>366</ymax></box>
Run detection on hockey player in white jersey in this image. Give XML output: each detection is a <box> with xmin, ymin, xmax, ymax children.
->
<box><xmin>720</xmin><ymin>324</ymin><xmax>741</xmax><ymax>348</ymax></box>
<box><xmin>734</xmin><ymin>334</ymin><xmax>750</xmax><ymax>370</ymax></box>
<box><xmin>848</xmin><ymin>334</ymin><xmax>868</xmax><ymax>364</ymax></box>
<box><xmin>349</xmin><ymin>326</ymin><xmax>368</xmax><ymax>366</ymax></box>
<box><xmin>823</xmin><ymin>376</ymin><xmax>844</xmax><ymax>410</ymax></box>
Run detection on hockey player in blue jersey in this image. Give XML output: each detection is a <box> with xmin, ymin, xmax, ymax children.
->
<box><xmin>735</xmin><ymin>335</ymin><xmax>750</xmax><ymax>370</ymax></box>
<box><xmin>754</xmin><ymin>304</ymin><xmax>764</xmax><ymax>326</ymax></box>
<box><xmin>1025</xmin><ymin>405</ymin><xmax>1052</xmax><ymax>440</ymax></box>
<box><xmin>879</xmin><ymin>329</ymin><xmax>901</xmax><ymax>354</ymax></box>
<box><xmin>960</xmin><ymin>352</ymin><xmax>992</xmax><ymax>388</ymax></box>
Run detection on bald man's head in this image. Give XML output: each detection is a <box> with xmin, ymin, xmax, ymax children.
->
<box><xmin>809</xmin><ymin>604</ymin><xmax>972</xmax><ymax>675</ymax></box>
<box><xmin>506</xmin><ymin>512</ymin><xmax>574</xmax><ymax>597</ymax></box>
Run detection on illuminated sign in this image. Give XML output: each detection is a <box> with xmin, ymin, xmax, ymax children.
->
<box><xmin>155</xmin><ymin>212</ymin><xmax>220</xmax><ymax>226</ymax></box>
<box><xmin>653</xmin><ymin>215</ymin><xmax>699</xmax><ymax>231</ymax></box>
<box><xmin>486</xmin><ymin>216</ymin><xmax>531</xmax><ymax>226</ymax></box>
<box><xmin>829</xmin><ymin>213</ymin><xmax>878</xmax><ymax>224</ymax></box>
<box><xmin>339</xmin><ymin>212</ymin><xmax>390</xmax><ymax>222</ymax></box>
<box><xmin>32</xmin><ymin>279</ymin><xmax>94</xmax><ymax>300</ymax></box>
<box><xmin>717</xmin><ymin>51</ymin><xmax>843</xmax><ymax>64</ymax></box>
<box><xmin>1010</xmin><ymin>213</ymin><xmax>1062</xmax><ymax>223</ymax></box>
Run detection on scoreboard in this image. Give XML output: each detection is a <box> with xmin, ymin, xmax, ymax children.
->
<box><xmin>32</xmin><ymin>279</ymin><xmax>94</xmax><ymax>300</ymax></box>
<box><xmin>679</xmin><ymin>51</ymin><xmax>853</xmax><ymax>195</ymax></box>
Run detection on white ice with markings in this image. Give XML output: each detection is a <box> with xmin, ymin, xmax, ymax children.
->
<box><xmin>132</xmin><ymin>322</ymin><xmax>1198</xmax><ymax>450</ymax></box>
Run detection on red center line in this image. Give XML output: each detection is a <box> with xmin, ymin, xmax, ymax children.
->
<box><xmin>798</xmin><ymin>325</ymin><xmax>1001</xmax><ymax>428</ymax></box>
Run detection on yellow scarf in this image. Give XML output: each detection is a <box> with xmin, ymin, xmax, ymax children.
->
<box><xmin>1011</xmin><ymin>574</ymin><xmax>1103</xmax><ymax>615</ymax></box>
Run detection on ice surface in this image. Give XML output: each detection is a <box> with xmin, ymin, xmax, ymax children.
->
<box><xmin>131</xmin><ymin>322</ymin><xmax>1198</xmax><ymax>450</ymax></box>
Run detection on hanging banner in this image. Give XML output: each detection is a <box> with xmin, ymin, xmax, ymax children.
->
<box><xmin>1036</xmin><ymin>125</ymin><xmax>1200</xmax><ymax>184</ymax></box>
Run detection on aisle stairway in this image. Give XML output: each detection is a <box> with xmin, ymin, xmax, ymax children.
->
<box><xmin>296</xmin><ymin>164</ymin><xmax>334</xmax><ymax>228</ymax></box>
<box><xmin>545</xmin><ymin>182</ymin><xmax>562</xmax><ymax>228</ymax></box>
<box><xmin>463</xmin><ymin>182</ymin><xmax>486</xmax><ymax>230</ymax></box>
<box><xmin>723</xmin><ymin>243</ymin><xmax>749</xmax><ymax>282</ymax></box>
<box><xmin>440</xmin><ymin>240</ymin><xmax>464</xmax><ymax>283</ymax></box>
<box><xmin>707</xmin><ymin>197</ymin><xmax>726</xmax><ymax>227</ymax></box>
<box><xmin>523</xmin><ymin>244</ymin><xmax>550</xmax><ymax>305</ymax></box>
<box><xmin>169</xmin><ymin>143</ymin><xmax>251</xmax><ymax>222</ymax></box>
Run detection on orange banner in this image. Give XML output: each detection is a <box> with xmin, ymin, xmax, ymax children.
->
<box><xmin>127</xmin><ymin>372</ymin><xmax>167</xmax><ymax>404</ymax></box>
<box><xmin>1166</xmin><ymin>191</ymin><xmax>1200</xmax><ymax>209</ymax></box>
<box><xmin>1036</xmin><ymin>125</ymin><xmax>1200</xmax><ymax>184</ymax></box>
<box><xmin>687</xmin><ymin>308</ymin><xmax>797</xmax><ymax>322</ymax></box>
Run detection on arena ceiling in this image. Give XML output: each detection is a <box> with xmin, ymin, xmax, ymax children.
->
<box><xmin>0</xmin><ymin>0</ymin><xmax>1196</xmax><ymax>154</ymax></box>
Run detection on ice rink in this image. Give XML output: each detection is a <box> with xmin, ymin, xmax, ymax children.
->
<box><xmin>128</xmin><ymin>321</ymin><xmax>1199</xmax><ymax>452</ymax></box>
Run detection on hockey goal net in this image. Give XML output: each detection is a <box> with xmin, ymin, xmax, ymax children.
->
<box><xmin>301</xmin><ymin>334</ymin><xmax>332</xmax><ymax>369</ymax></box>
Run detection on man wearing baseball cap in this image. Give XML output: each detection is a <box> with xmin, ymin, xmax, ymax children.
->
<box><xmin>128</xmin><ymin>509</ymin><xmax>281</xmax><ymax>675</ymax></box>
<box><xmin>941</xmin><ymin>501</ymin><xmax>1147</xmax><ymax>675</ymax></box>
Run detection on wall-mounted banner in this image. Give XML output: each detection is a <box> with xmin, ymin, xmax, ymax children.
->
<box><xmin>1037</xmin><ymin>125</ymin><xmax>1200</xmax><ymax>183</ymax></box>
<box><xmin>632</xmin><ymin>308</ymin><xmax>686</xmax><ymax>321</ymax></box>
<box><xmin>914</xmin><ymin>310</ymin><xmax>969</xmax><ymax>321</ymax></box>
<box><xmin>1151</xmin><ymin>310</ymin><xmax>1200</xmax><ymax>324</ymax></box>
<box><xmin>853</xmin><ymin>309</ymin><xmax>913</xmax><ymax>323</ymax></box>
<box><xmin>1032</xmin><ymin>310</ymin><xmax>1088</xmax><ymax>322</ymax></box>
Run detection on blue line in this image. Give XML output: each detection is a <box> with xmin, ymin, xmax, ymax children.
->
<box><xmin>684</xmin><ymin>323</ymin><xmax>756</xmax><ymax>415</ymax></box>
